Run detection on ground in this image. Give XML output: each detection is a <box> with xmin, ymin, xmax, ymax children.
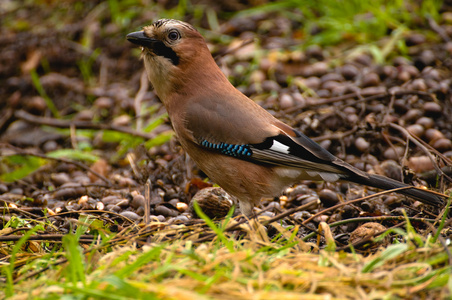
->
<box><xmin>1</xmin><ymin>1</ymin><xmax>452</xmax><ymax>299</ymax></box>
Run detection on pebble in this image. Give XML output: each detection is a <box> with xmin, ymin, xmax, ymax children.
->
<box><xmin>405</xmin><ymin>33</ymin><xmax>426</xmax><ymax>46</ymax></box>
<box><xmin>154</xmin><ymin>205</ymin><xmax>179</xmax><ymax>217</ymax></box>
<box><xmin>319</xmin><ymin>139</ymin><xmax>332</xmax><ymax>150</ymax></box>
<box><xmin>404</xmin><ymin>65</ymin><xmax>420</xmax><ymax>77</ymax></box>
<box><xmin>432</xmin><ymin>138</ymin><xmax>452</xmax><ymax>152</ymax></box>
<box><xmin>176</xmin><ymin>202</ymin><xmax>188</xmax><ymax>212</ymax></box>
<box><xmin>377</xmin><ymin>65</ymin><xmax>397</xmax><ymax>79</ymax></box>
<box><xmin>96</xmin><ymin>202</ymin><xmax>105</xmax><ymax>210</ymax></box>
<box><xmin>321</xmin><ymin>72</ymin><xmax>344</xmax><ymax>83</ymax></box>
<box><xmin>407</xmin><ymin>156</ymin><xmax>434</xmax><ymax>173</ymax></box>
<box><xmin>154</xmin><ymin>215</ymin><xmax>166</xmax><ymax>222</ymax></box>
<box><xmin>315</xmin><ymin>215</ymin><xmax>329</xmax><ymax>223</ymax></box>
<box><xmin>26</xmin><ymin>96</ymin><xmax>47</xmax><ymax>112</ymax></box>
<box><xmin>303</xmin><ymin>76</ymin><xmax>321</xmax><ymax>89</ymax></box>
<box><xmin>66</xmin><ymin>201</ymin><xmax>81</xmax><ymax>211</ymax></box>
<box><xmin>397</xmin><ymin>70</ymin><xmax>411</xmax><ymax>82</ymax></box>
<box><xmin>418</xmin><ymin>50</ymin><xmax>436</xmax><ymax>67</ymax></box>
<box><xmin>423</xmin><ymin>102</ymin><xmax>442</xmax><ymax>116</ymax></box>
<box><xmin>117</xmin><ymin>198</ymin><xmax>130</xmax><ymax>208</ymax></box>
<box><xmin>342</xmin><ymin>205</ymin><xmax>359</xmax><ymax>219</ymax></box>
<box><xmin>318</xmin><ymin>189</ymin><xmax>339</xmax><ymax>207</ymax></box>
<box><xmin>74</xmin><ymin>110</ymin><xmax>95</xmax><ymax>121</ymax></box>
<box><xmin>42</xmin><ymin>140</ymin><xmax>58</xmax><ymax>152</ymax></box>
<box><xmin>340</xmin><ymin>64</ymin><xmax>359</xmax><ymax>80</ymax></box>
<box><xmin>425</xmin><ymin>128</ymin><xmax>444</xmax><ymax>142</ymax></box>
<box><xmin>393</xmin><ymin>56</ymin><xmax>410</xmax><ymax>66</ymax></box>
<box><xmin>114</xmin><ymin>175</ymin><xmax>138</xmax><ymax>187</ymax></box>
<box><xmin>322</xmin><ymin>80</ymin><xmax>341</xmax><ymax>91</ymax></box>
<box><xmin>120</xmin><ymin>211</ymin><xmax>141</xmax><ymax>222</ymax></box>
<box><xmin>10</xmin><ymin>188</ymin><xmax>23</xmax><ymax>195</ymax></box>
<box><xmin>73</xmin><ymin>173</ymin><xmax>91</xmax><ymax>185</ymax></box>
<box><xmin>422</xmin><ymin>67</ymin><xmax>441</xmax><ymax>81</ymax></box>
<box><xmin>131</xmin><ymin>194</ymin><xmax>145</xmax><ymax>209</ymax></box>
<box><xmin>94</xmin><ymin>97</ymin><xmax>114</xmax><ymax>109</ymax></box>
<box><xmin>361</xmin><ymin>72</ymin><xmax>380</xmax><ymax>87</ymax></box>
<box><xmin>112</xmin><ymin>114</ymin><xmax>131</xmax><ymax>126</ymax></box>
<box><xmin>343</xmin><ymin>107</ymin><xmax>356</xmax><ymax>114</ymax></box>
<box><xmin>305</xmin><ymin>44</ymin><xmax>324</xmax><ymax>60</ymax></box>
<box><xmin>0</xmin><ymin>183</ymin><xmax>8</xmax><ymax>193</ymax></box>
<box><xmin>347</xmin><ymin>114</ymin><xmax>359</xmax><ymax>124</ymax></box>
<box><xmin>293</xmin><ymin>211</ymin><xmax>311</xmax><ymax>222</ymax></box>
<box><xmin>384</xmin><ymin>195</ymin><xmax>402</xmax><ymax>207</ymax></box>
<box><xmin>266</xmin><ymin>201</ymin><xmax>281</xmax><ymax>211</ymax></box>
<box><xmin>249</xmin><ymin>70</ymin><xmax>265</xmax><ymax>83</ymax></box>
<box><xmin>406</xmin><ymin>124</ymin><xmax>424</xmax><ymax>137</ymax></box>
<box><xmin>415</xmin><ymin>117</ymin><xmax>434</xmax><ymax>129</ymax></box>
<box><xmin>286</xmin><ymin>185</ymin><xmax>310</xmax><ymax>197</ymax></box>
<box><xmin>360</xmin><ymin>200</ymin><xmax>375</xmax><ymax>212</ymax></box>
<box><xmin>291</xmin><ymin>92</ymin><xmax>306</xmax><ymax>107</ymax></box>
<box><xmin>355</xmin><ymin>137</ymin><xmax>370</xmax><ymax>153</ymax></box>
<box><xmin>102</xmin><ymin>195</ymin><xmax>123</xmax><ymax>206</ymax></box>
<box><xmin>279</xmin><ymin>93</ymin><xmax>294</xmax><ymax>109</ymax></box>
<box><xmin>262</xmin><ymin>80</ymin><xmax>280</xmax><ymax>92</ymax></box>
<box><xmin>168</xmin><ymin>199</ymin><xmax>180</xmax><ymax>208</ymax></box>
<box><xmin>300</xmin><ymin>196</ymin><xmax>319</xmax><ymax>211</ymax></box>
<box><xmin>171</xmin><ymin>215</ymin><xmax>190</xmax><ymax>223</ymax></box>
<box><xmin>410</xmin><ymin>78</ymin><xmax>427</xmax><ymax>91</ymax></box>
<box><xmin>383</xmin><ymin>146</ymin><xmax>405</xmax><ymax>160</ymax></box>
<box><xmin>107</xmin><ymin>204</ymin><xmax>122</xmax><ymax>213</ymax></box>
<box><xmin>402</xmin><ymin>109</ymin><xmax>422</xmax><ymax>122</ymax></box>
<box><xmin>51</xmin><ymin>173</ymin><xmax>72</xmax><ymax>186</ymax></box>
<box><xmin>316</xmin><ymin>89</ymin><xmax>330</xmax><ymax>98</ymax></box>
<box><xmin>439</xmin><ymin>80</ymin><xmax>450</xmax><ymax>94</ymax></box>
<box><xmin>360</xmin><ymin>86</ymin><xmax>386</xmax><ymax>95</ymax></box>
<box><xmin>354</xmin><ymin>54</ymin><xmax>373</xmax><ymax>66</ymax></box>
<box><xmin>308</xmin><ymin>62</ymin><xmax>329</xmax><ymax>77</ymax></box>
<box><xmin>54</xmin><ymin>183</ymin><xmax>84</xmax><ymax>199</ymax></box>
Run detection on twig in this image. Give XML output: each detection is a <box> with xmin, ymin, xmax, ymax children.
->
<box><xmin>428</xmin><ymin>17</ymin><xmax>451</xmax><ymax>42</ymax></box>
<box><xmin>284</xmin><ymin>90</ymin><xmax>435</xmax><ymax>113</ymax></box>
<box><xmin>134</xmin><ymin>70</ymin><xmax>149</xmax><ymax>131</ymax></box>
<box><xmin>419</xmin><ymin>166</ymin><xmax>452</xmax><ymax>183</ymax></box>
<box><xmin>0</xmin><ymin>234</ymin><xmax>95</xmax><ymax>242</ymax></box>
<box><xmin>213</xmin><ymin>38</ymin><xmax>254</xmax><ymax>61</ymax></box>
<box><xmin>145</xmin><ymin>179</ymin><xmax>151</xmax><ymax>225</ymax></box>
<box><xmin>14</xmin><ymin>110</ymin><xmax>156</xmax><ymax>140</ymax></box>
<box><xmin>301</xmin><ymin>186</ymin><xmax>428</xmax><ymax>225</ymax></box>
<box><xmin>311</xmin><ymin>126</ymin><xmax>358</xmax><ymax>142</ymax></box>
<box><xmin>389</xmin><ymin>123</ymin><xmax>452</xmax><ymax>182</ymax></box>
<box><xmin>0</xmin><ymin>144</ymin><xmax>111</xmax><ymax>185</ymax></box>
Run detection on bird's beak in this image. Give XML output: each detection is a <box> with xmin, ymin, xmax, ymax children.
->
<box><xmin>126</xmin><ymin>31</ymin><xmax>158</xmax><ymax>48</ymax></box>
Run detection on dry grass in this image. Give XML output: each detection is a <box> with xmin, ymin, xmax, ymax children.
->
<box><xmin>2</xmin><ymin>213</ymin><xmax>451</xmax><ymax>299</ymax></box>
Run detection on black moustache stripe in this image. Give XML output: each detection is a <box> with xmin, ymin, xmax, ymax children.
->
<box><xmin>152</xmin><ymin>41</ymin><xmax>180</xmax><ymax>65</ymax></box>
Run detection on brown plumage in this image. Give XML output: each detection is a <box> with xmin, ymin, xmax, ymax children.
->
<box><xmin>127</xmin><ymin>19</ymin><xmax>445</xmax><ymax>216</ymax></box>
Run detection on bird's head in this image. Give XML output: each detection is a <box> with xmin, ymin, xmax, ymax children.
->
<box><xmin>127</xmin><ymin>19</ymin><xmax>218</xmax><ymax>101</ymax></box>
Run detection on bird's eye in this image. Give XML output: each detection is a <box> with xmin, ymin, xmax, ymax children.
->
<box><xmin>168</xmin><ymin>30</ymin><xmax>180</xmax><ymax>41</ymax></box>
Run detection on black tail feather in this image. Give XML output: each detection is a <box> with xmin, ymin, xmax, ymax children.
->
<box><xmin>346</xmin><ymin>173</ymin><xmax>445</xmax><ymax>207</ymax></box>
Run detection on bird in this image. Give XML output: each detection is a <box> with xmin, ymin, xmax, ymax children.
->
<box><xmin>127</xmin><ymin>19</ymin><xmax>445</xmax><ymax>216</ymax></box>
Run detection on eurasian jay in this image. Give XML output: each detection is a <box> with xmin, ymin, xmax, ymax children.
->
<box><xmin>127</xmin><ymin>19</ymin><xmax>445</xmax><ymax>216</ymax></box>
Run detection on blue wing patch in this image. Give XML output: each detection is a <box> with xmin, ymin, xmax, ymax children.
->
<box><xmin>200</xmin><ymin>140</ymin><xmax>252</xmax><ymax>158</ymax></box>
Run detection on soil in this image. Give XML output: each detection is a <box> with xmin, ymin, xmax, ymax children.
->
<box><xmin>1</xmin><ymin>1</ymin><xmax>451</xmax><ymax>247</ymax></box>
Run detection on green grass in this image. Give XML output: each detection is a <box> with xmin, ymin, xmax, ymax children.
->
<box><xmin>2</xmin><ymin>211</ymin><xmax>451</xmax><ymax>299</ymax></box>
<box><xmin>237</xmin><ymin>0</ymin><xmax>443</xmax><ymax>47</ymax></box>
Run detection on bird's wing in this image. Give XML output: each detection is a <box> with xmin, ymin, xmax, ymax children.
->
<box><xmin>249</xmin><ymin>121</ymin><xmax>368</xmax><ymax>178</ymax></box>
<box><xmin>184</xmin><ymin>95</ymin><xmax>367</xmax><ymax>179</ymax></box>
